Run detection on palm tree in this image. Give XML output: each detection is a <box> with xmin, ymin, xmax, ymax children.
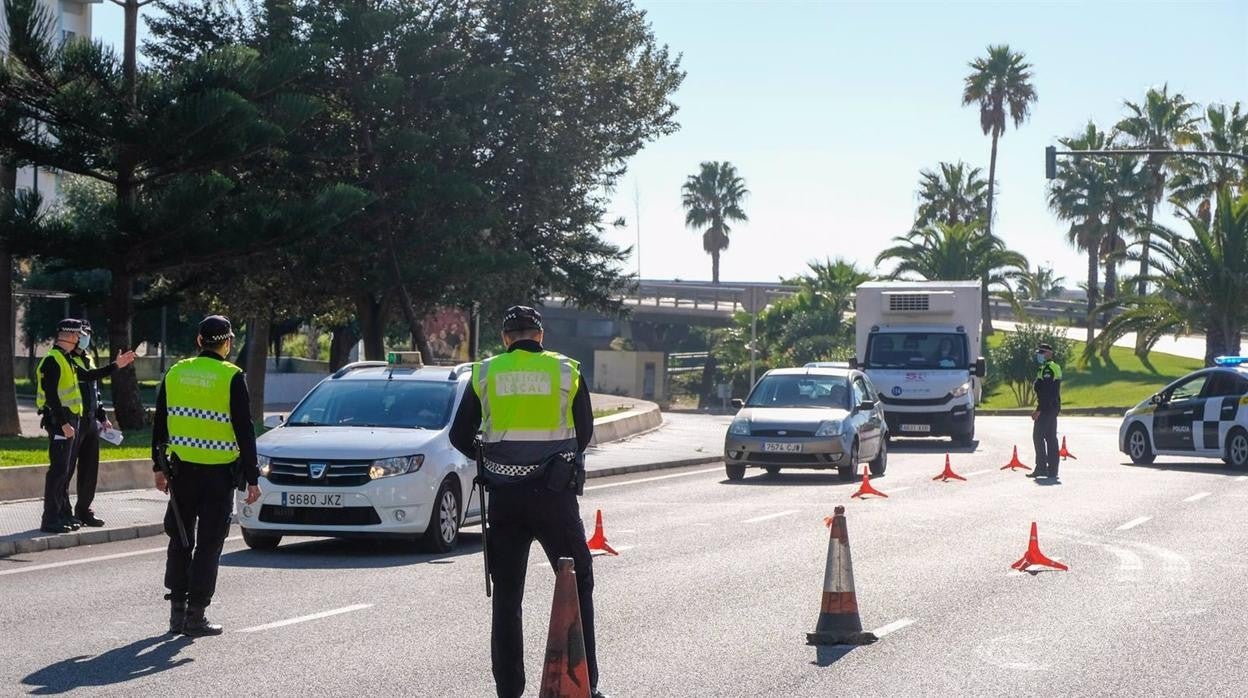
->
<box><xmin>875</xmin><ymin>221</ymin><xmax>1028</xmax><ymax>340</ymax></box>
<box><xmin>680</xmin><ymin>161</ymin><xmax>748</xmax><ymax>284</ymax></box>
<box><xmin>1017</xmin><ymin>264</ymin><xmax>1065</xmax><ymax>301</ymax></box>
<box><xmin>1169</xmin><ymin>102</ymin><xmax>1248</xmax><ymax>224</ymax></box>
<box><xmin>914</xmin><ymin>161</ymin><xmax>988</xmax><ymax>228</ymax></box>
<box><xmin>1048</xmin><ymin>122</ymin><xmax>1110</xmax><ymax>344</ymax></box>
<box><xmin>962</xmin><ymin>45</ymin><xmax>1037</xmax><ymax>241</ymax></box>
<box><xmin>1114</xmin><ymin>85</ymin><xmax>1202</xmax><ymax>297</ymax></box>
<box><xmin>1094</xmin><ymin>190</ymin><xmax>1248</xmax><ymax>366</ymax></box>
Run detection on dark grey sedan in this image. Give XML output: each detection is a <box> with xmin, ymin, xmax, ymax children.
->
<box><xmin>723</xmin><ymin>367</ymin><xmax>888</xmax><ymax>481</ymax></box>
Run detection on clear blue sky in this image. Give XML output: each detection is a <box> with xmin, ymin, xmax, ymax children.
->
<box><xmin>95</xmin><ymin>1</ymin><xmax>1248</xmax><ymax>289</ymax></box>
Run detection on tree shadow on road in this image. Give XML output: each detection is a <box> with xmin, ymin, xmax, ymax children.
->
<box><xmin>221</xmin><ymin>532</ymin><xmax>484</xmax><ymax>570</ymax></box>
<box><xmin>1121</xmin><ymin>461</ymin><xmax>1245</xmax><ymax>476</ymax></box>
<box><xmin>22</xmin><ymin>633</ymin><xmax>193</xmax><ymax>695</ymax></box>
<box><xmin>887</xmin><ymin>439</ymin><xmax>979</xmax><ymax>455</ymax></box>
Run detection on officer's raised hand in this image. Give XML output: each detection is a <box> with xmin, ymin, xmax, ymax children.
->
<box><xmin>116</xmin><ymin>350</ymin><xmax>137</xmax><ymax>368</ymax></box>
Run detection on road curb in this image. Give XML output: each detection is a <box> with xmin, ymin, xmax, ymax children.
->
<box><xmin>0</xmin><ymin>457</ymin><xmax>723</xmax><ymax>558</ymax></box>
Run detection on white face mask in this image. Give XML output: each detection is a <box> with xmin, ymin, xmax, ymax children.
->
<box><xmin>78</xmin><ymin>333</ymin><xmax>91</xmax><ymax>351</ymax></box>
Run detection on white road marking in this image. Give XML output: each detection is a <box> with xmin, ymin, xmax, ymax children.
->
<box><xmin>889</xmin><ymin>486</ymin><xmax>912</xmax><ymax>493</ymax></box>
<box><xmin>964</xmin><ymin>469</ymin><xmax>995</xmax><ymax>477</ymax></box>
<box><xmin>1183</xmin><ymin>492</ymin><xmax>1212</xmax><ymax>503</ymax></box>
<box><xmin>1102</xmin><ymin>545</ymin><xmax>1143</xmax><ymax>571</ymax></box>
<box><xmin>872</xmin><ymin>618</ymin><xmax>915</xmax><ymax>638</ymax></box>
<box><xmin>584</xmin><ymin>468</ymin><xmax>723</xmax><ymax>491</ymax></box>
<box><xmin>1116</xmin><ymin>516</ymin><xmax>1152</xmax><ymax>531</ymax></box>
<box><xmin>0</xmin><ymin>536</ymin><xmax>242</xmax><ymax>578</ymax></box>
<box><xmin>238</xmin><ymin>604</ymin><xmax>372</xmax><ymax>633</ymax></box>
<box><xmin>741</xmin><ymin>510</ymin><xmax>799</xmax><ymax>524</ymax></box>
<box><xmin>1235</xmin><ymin>476</ymin><xmax>1248</xmax><ymax>483</ymax></box>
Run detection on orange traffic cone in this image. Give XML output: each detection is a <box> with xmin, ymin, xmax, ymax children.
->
<box><xmin>932</xmin><ymin>454</ymin><xmax>966</xmax><ymax>482</ymax></box>
<box><xmin>538</xmin><ymin>558</ymin><xmax>592</xmax><ymax>698</ymax></box>
<box><xmin>1059</xmin><ymin>437</ymin><xmax>1077</xmax><ymax>460</ymax></box>
<box><xmin>1001</xmin><ymin>446</ymin><xmax>1030</xmax><ymax>471</ymax></box>
<box><xmin>850</xmin><ymin>466</ymin><xmax>888</xmax><ymax>499</ymax></box>
<box><xmin>1010</xmin><ymin>522</ymin><xmax>1069</xmax><ymax>572</ymax></box>
<box><xmin>807</xmin><ymin>506</ymin><xmax>878</xmax><ymax>646</ymax></box>
<box><xmin>586</xmin><ymin>510</ymin><xmax>618</xmax><ymax>556</ymax></box>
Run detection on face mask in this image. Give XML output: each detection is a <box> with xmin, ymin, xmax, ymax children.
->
<box><xmin>1035</xmin><ymin>353</ymin><xmax>1045</xmax><ymax>364</ymax></box>
<box><xmin>78</xmin><ymin>333</ymin><xmax>90</xmax><ymax>351</ymax></box>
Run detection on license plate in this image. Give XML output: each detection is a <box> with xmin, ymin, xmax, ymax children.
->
<box><xmin>900</xmin><ymin>424</ymin><xmax>931</xmax><ymax>433</ymax></box>
<box><xmin>763</xmin><ymin>442</ymin><xmax>802</xmax><ymax>453</ymax></box>
<box><xmin>281</xmin><ymin>492</ymin><xmax>344</xmax><ymax>508</ymax></box>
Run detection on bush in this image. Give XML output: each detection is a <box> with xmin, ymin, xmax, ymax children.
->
<box><xmin>989</xmin><ymin>323</ymin><xmax>1073</xmax><ymax>407</ymax></box>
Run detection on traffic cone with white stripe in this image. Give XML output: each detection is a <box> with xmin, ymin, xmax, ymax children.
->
<box><xmin>932</xmin><ymin>454</ymin><xmax>966</xmax><ymax>482</ymax></box>
<box><xmin>850</xmin><ymin>466</ymin><xmax>888</xmax><ymax>499</ymax></box>
<box><xmin>1059</xmin><ymin>437</ymin><xmax>1077</xmax><ymax>460</ymax></box>
<box><xmin>1001</xmin><ymin>446</ymin><xmax>1030</xmax><ymax>471</ymax></box>
<box><xmin>586</xmin><ymin>509</ymin><xmax>618</xmax><ymax>556</ymax></box>
<box><xmin>538</xmin><ymin>558</ymin><xmax>591</xmax><ymax>698</ymax></box>
<box><xmin>807</xmin><ymin>506</ymin><xmax>878</xmax><ymax>646</ymax></box>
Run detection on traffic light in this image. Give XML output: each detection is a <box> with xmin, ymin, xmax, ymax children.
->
<box><xmin>1045</xmin><ymin>146</ymin><xmax>1057</xmax><ymax>179</ymax></box>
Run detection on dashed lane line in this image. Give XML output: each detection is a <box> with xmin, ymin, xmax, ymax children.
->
<box><xmin>963</xmin><ymin>469</ymin><xmax>996</xmax><ymax>477</ymax></box>
<box><xmin>872</xmin><ymin>618</ymin><xmax>915</xmax><ymax>638</ymax></box>
<box><xmin>584</xmin><ymin>468</ymin><xmax>723</xmax><ymax>492</ymax></box>
<box><xmin>1183</xmin><ymin>492</ymin><xmax>1212</xmax><ymax>503</ymax></box>
<box><xmin>1116</xmin><ymin>516</ymin><xmax>1152</xmax><ymax>531</ymax></box>
<box><xmin>741</xmin><ymin>510</ymin><xmax>799</xmax><ymax>524</ymax></box>
<box><xmin>0</xmin><ymin>536</ymin><xmax>243</xmax><ymax>578</ymax></box>
<box><xmin>238</xmin><ymin>604</ymin><xmax>373</xmax><ymax>633</ymax></box>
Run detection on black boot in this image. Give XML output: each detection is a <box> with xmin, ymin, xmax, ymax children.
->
<box><xmin>167</xmin><ymin>596</ymin><xmax>187</xmax><ymax>634</ymax></box>
<box><xmin>183</xmin><ymin>605</ymin><xmax>224</xmax><ymax>637</ymax></box>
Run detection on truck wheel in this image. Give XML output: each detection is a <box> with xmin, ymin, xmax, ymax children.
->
<box><xmin>241</xmin><ymin>528</ymin><xmax>281</xmax><ymax>551</ymax></box>
<box><xmin>725</xmin><ymin>464</ymin><xmax>746</xmax><ymax>481</ymax></box>
<box><xmin>869</xmin><ymin>437</ymin><xmax>887</xmax><ymax>476</ymax></box>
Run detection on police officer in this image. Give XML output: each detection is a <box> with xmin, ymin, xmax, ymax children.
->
<box><xmin>152</xmin><ymin>315</ymin><xmax>261</xmax><ymax>636</ymax></box>
<box><xmin>1028</xmin><ymin>342</ymin><xmax>1063</xmax><ymax>480</ymax></box>
<box><xmin>449</xmin><ymin>306</ymin><xmax>606</xmax><ymax>698</ymax></box>
<box><xmin>66</xmin><ymin>320</ymin><xmax>130</xmax><ymax>527</ymax></box>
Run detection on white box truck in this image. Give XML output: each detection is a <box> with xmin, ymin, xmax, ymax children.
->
<box><xmin>852</xmin><ymin>281</ymin><xmax>986</xmax><ymax>445</ymax></box>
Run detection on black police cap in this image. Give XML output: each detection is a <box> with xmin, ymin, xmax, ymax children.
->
<box><xmin>1036</xmin><ymin>343</ymin><xmax>1054</xmax><ymax>353</ymax></box>
<box><xmin>199</xmin><ymin>315</ymin><xmax>235</xmax><ymax>343</ymax></box>
<box><xmin>57</xmin><ymin>318</ymin><xmax>83</xmax><ymax>333</ymax></box>
<box><xmin>502</xmin><ymin>305</ymin><xmax>543</xmax><ymax>332</ymax></box>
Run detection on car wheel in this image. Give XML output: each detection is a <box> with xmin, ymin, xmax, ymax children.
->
<box><xmin>869</xmin><ymin>437</ymin><xmax>887</xmax><ymax>476</ymax></box>
<box><xmin>241</xmin><ymin>528</ymin><xmax>281</xmax><ymax>551</ymax></box>
<box><xmin>422</xmin><ymin>478</ymin><xmax>461</xmax><ymax>553</ymax></box>
<box><xmin>725</xmin><ymin>464</ymin><xmax>746</xmax><ymax>481</ymax></box>
<box><xmin>764</xmin><ymin>466</ymin><xmax>781</xmax><ymax>476</ymax></box>
<box><xmin>1224</xmin><ymin>428</ymin><xmax>1248</xmax><ymax>470</ymax></box>
<box><xmin>1127</xmin><ymin>424</ymin><xmax>1156</xmax><ymax>465</ymax></box>
<box><xmin>838</xmin><ymin>443</ymin><xmax>859</xmax><ymax>482</ymax></box>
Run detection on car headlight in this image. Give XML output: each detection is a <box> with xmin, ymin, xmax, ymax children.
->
<box><xmin>257</xmin><ymin>454</ymin><xmax>271</xmax><ymax>478</ymax></box>
<box><xmin>816</xmin><ymin>420</ymin><xmax>843</xmax><ymax>437</ymax></box>
<box><xmin>952</xmin><ymin>382</ymin><xmax>972</xmax><ymax>398</ymax></box>
<box><xmin>369</xmin><ymin>455</ymin><xmax>425</xmax><ymax>479</ymax></box>
<box><xmin>728</xmin><ymin>419</ymin><xmax>750</xmax><ymax>436</ymax></box>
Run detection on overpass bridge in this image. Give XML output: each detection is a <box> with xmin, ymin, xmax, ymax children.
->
<box><xmin>548</xmin><ymin>279</ymin><xmax>799</xmax><ymax>327</ymax></box>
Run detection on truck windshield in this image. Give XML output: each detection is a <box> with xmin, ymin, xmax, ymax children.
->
<box><xmin>287</xmin><ymin>380</ymin><xmax>458</xmax><ymax>429</ymax></box>
<box><xmin>746</xmin><ymin>374</ymin><xmax>851</xmax><ymax>409</ymax></box>
<box><xmin>867</xmin><ymin>332</ymin><xmax>968</xmax><ymax>370</ymax></box>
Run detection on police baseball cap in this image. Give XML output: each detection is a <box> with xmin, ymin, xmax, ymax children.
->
<box><xmin>1036</xmin><ymin>343</ymin><xmax>1054</xmax><ymax>353</ymax></box>
<box><xmin>80</xmin><ymin>320</ymin><xmax>92</xmax><ymax>334</ymax></box>
<box><xmin>57</xmin><ymin>318</ymin><xmax>83</xmax><ymax>333</ymax></box>
<box><xmin>199</xmin><ymin>315</ymin><xmax>235</xmax><ymax>343</ymax></box>
<box><xmin>501</xmin><ymin>305</ymin><xmax>543</xmax><ymax>332</ymax></box>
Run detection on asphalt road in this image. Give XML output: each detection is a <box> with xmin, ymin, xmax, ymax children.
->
<box><xmin>2</xmin><ymin>416</ymin><xmax>1246</xmax><ymax>697</ymax></box>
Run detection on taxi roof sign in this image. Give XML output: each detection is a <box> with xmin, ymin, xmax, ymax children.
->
<box><xmin>1213</xmin><ymin>356</ymin><xmax>1248</xmax><ymax>367</ymax></box>
<box><xmin>387</xmin><ymin>351</ymin><xmax>424</xmax><ymax>368</ymax></box>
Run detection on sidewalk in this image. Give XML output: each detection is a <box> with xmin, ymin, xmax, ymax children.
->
<box><xmin>0</xmin><ymin>412</ymin><xmax>732</xmax><ymax>557</ymax></box>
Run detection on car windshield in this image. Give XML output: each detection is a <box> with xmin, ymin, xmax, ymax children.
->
<box><xmin>867</xmin><ymin>332</ymin><xmax>968</xmax><ymax>369</ymax></box>
<box><xmin>746</xmin><ymin>374</ymin><xmax>851</xmax><ymax>409</ymax></box>
<box><xmin>287</xmin><ymin>379</ymin><xmax>458</xmax><ymax>429</ymax></box>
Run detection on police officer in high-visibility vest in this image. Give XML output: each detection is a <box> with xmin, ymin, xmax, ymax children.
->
<box><xmin>152</xmin><ymin>315</ymin><xmax>261</xmax><ymax>636</ymax></box>
<box><xmin>66</xmin><ymin>320</ymin><xmax>132</xmax><ymax>528</ymax></box>
<box><xmin>449</xmin><ymin>306</ymin><xmax>605</xmax><ymax>698</ymax></box>
<box><xmin>1028</xmin><ymin>342</ymin><xmax>1063</xmax><ymax>480</ymax></box>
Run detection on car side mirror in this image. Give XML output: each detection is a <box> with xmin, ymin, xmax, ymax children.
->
<box><xmin>730</xmin><ymin>398</ymin><xmax>744</xmax><ymax>411</ymax></box>
<box><xmin>858</xmin><ymin>400</ymin><xmax>876</xmax><ymax>412</ymax></box>
<box><xmin>973</xmin><ymin>357</ymin><xmax>987</xmax><ymax>377</ymax></box>
<box><xmin>262</xmin><ymin>414</ymin><xmax>285</xmax><ymax>429</ymax></box>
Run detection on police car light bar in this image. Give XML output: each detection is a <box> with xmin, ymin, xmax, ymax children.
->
<box><xmin>1213</xmin><ymin>356</ymin><xmax>1248</xmax><ymax>367</ymax></box>
<box><xmin>387</xmin><ymin>351</ymin><xmax>424</xmax><ymax>368</ymax></box>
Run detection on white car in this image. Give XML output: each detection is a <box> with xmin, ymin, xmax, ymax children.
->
<box><xmin>237</xmin><ymin>355</ymin><xmax>482</xmax><ymax>552</ymax></box>
<box><xmin>1119</xmin><ymin>357</ymin><xmax>1248</xmax><ymax>469</ymax></box>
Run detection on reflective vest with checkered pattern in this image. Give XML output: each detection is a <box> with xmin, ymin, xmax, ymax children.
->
<box><xmin>36</xmin><ymin>349</ymin><xmax>83</xmax><ymax>416</ymax></box>
<box><xmin>165</xmin><ymin>356</ymin><xmax>241</xmax><ymax>465</ymax></box>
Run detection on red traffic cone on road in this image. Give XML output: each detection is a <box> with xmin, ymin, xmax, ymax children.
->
<box><xmin>1001</xmin><ymin>446</ymin><xmax>1030</xmax><ymax>471</ymax></box>
<box><xmin>1010</xmin><ymin>522</ymin><xmax>1069</xmax><ymax>572</ymax></box>
<box><xmin>808</xmin><ymin>506</ymin><xmax>878</xmax><ymax>646</ymax></box>
<box><xmin>932</xmin><ymin>454</ymin><xmax>966</xmax><ymax>482</ymax></box>
<box><xmin>586</xmin><ymin>510</ymin><xmax>618</xmax><ymax>556</ymax></box>
<box><xmin>538</xmin><ymin>558</ymin><xmax>591</xmax><ymax>698</ymax></box>
<box><xmin>1059</xmin><ymin>437</ymin><xmax>1077</xmax><ymax>460</ymax></box>
<box><xmin>850</xmin><ymin>466</ymin><xmax>888</xmax><ymax>499</ymax></box>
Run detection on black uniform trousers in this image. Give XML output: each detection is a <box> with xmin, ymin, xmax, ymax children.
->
<box><xmin>487</xmin><ymin>483</ymin><xmax>597</xmax><ymax>698</ymax></box>
<box><xmin>68</xmin><ymin>419</ymin><xmax>101</xmax><ymax>518</ymax></box>
<box><xmin>42</xmin><ymin>418</ymin><xmax>82</xmax><ymax>527</ymax></box>
<box><xmin>1033</xmin><ymin>410</ymin><xmax>1060</xmax><ymax>476</ymax></box>
<box><xmin>164</xmin><ymin>463</ymin><xmax>234</xmax><ymax>609</ymax></box>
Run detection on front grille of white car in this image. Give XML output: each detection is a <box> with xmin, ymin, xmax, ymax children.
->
<box><xmin>267</xmin><ymin>460</ymin><xmax>372</xmax><ymax>487</ymax></box>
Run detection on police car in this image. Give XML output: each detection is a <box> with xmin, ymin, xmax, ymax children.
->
<box><xmin>1120</xmin><ymin>356</ymin><xmax>1248</xmax><ymax>469</ymax></box>
<box><xmin>236</xmin><ymin>352</ymin><xmax>482</xmax><ymax>552</ymax></box>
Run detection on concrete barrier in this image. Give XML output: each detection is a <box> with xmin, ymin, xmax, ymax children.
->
<box><xmin>589</xmin><ymin>400</ymin><xmax>662</xmax><ymax>446</ymax></box>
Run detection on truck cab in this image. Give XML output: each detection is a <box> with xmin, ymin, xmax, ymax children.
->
<box><xmin>853</xmin><ymin>281</ymin><xmax>986</xmax><ymax>445</ymax></box>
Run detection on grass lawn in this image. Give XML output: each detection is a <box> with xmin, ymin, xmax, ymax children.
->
<box><xmin>981</xmin><ymin>335</ymin><xmax>1203</xmax><ymax>410</ymax></box>
<box><xmin>0</xmin><ymin>429</ymin><xmax>154</xmax><ymax>467</ymax></box>
<box><xmin>593</xmin><ymin>406</ymin><xmax>632</xmax><ymax>419</ymax></box>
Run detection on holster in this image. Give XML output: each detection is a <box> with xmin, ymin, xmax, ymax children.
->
<box><xmin>544</xmin><ymin>454</ymin><xmax>575</xmax><ymax>493</ymax></box>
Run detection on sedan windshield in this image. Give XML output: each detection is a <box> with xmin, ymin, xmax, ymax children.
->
<box><xmin>867</xmin><ymin>332</ymin><xmax>968</xmax><ymax>369</ymax></box>
<box><xmin>746</xmin><ymin>375</ymin><xmax>850</xmax><ymax>409</ymax></box>
<box><xmin>287</xmin><ymin>379</ymin><xmax>458</xmax><ymax>429</ymax></box>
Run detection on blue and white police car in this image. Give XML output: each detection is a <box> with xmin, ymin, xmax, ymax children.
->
<box><xmin>1119</xmin><ymin>356</ymin><xmax>1248</xmax><ymax>469</ymax></box>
